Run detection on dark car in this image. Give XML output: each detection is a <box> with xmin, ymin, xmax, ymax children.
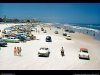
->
<box><xmin>57</xmin><ymin>26</ymin><xmax>61</xmax><ymax>29</ymax></box>
<box><xmin>0</xmin><ymin>38</ymin><xmax>7</xmax><ymax>47</ymax></box>
<box><xmin>64</xmin><ymin>29</ymin><xmax>69</xmax><ymax>32</ymax></box>
<box><xmin>69</xmin><ymin>30</ymin><xmax>75</xmax><ymax>33</ymax></box>
<box><xmin>46</xmin><ymin>36</ymin><xmax>52</xmax><ymax>42</ymax></box>
<box><xmin>63</xmin><ymin>32</ymin><xmax>67</xmax><ymax>36</ymax></box>
<box><xmin>17</xmin><ymin>35</ymin><xmax>27</xmax><ymax>42</ymax></box>
<box><xmin>41</xmin><ymin>28</ymin><xmax>44</xmax><ymax>31</ymax></box>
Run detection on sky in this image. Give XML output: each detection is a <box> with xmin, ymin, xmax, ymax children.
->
<box><xmin>0</xmin><ymin>3</ymin><xmax>100</xmax><ymax>24</ymax></box>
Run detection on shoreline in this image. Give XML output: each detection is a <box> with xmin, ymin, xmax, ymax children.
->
<box><xmin>71</xmin><ymin>32</ymin><xmax>100</xmax><ymax>46</ymax></box>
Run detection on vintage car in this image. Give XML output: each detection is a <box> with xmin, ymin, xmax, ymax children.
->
<box><xmin>79</xmin><ymin>48</ymin><xmax>90</xmax><ymax>59</ymax></box>
<box><xmin>69</xmin><ymin>30</ymin><xmax>75</xmax><ymax>33</ymax></box>
<box><xmin>0</xmin><ymin>38</ymin><xmax>7</xmax><ymax>47</ymax></box>
<box><xmin>16</xmin><ymin>32</ymin><xmax>27</xmax><ymax>37</ymax></box>
<box><xmin>41</xmin><ymin>27</ymin><xmax>44</xmax><ymax>31</ymax></box>
<box><xmin>66</xmin><ymin>35</ymin><xmax>71</xmax><ymax>40</ymax></box>
<box><xmin>54</xmin><ymin>31</ymin><xmax>58</xmax><ymax>34</ymax></box>
<box><xmin>3</xmin><ymin>37</ymin><xmax>20</xmax><ymax>43</ymax></box>
<box><xmin>43</xmin><ymin>30</ymin><xmax>47</xmax><ymax>33</ymax></box>
<box><xmin>63</xmin><ymin>32</ymin><xmax>67</xmax><ymax>36</ymax></box>
<box><xmin>17</xmin><ymin>35</ymin><xmax>31</xmax><ymax>42</ymax></box>
<box><xmin>38</xmin><ymin>47</ymin><xmax>50</xmax><ymax>57</ymax></box>
<box><xmin>46</xmin><ymin>36</ymin><xmax>52</xmax><ymax>42</ymax></box>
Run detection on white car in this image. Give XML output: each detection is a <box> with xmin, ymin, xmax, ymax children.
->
<box><xmin>43</xmin><ymin>30</ymin><xmax>47</xmax><ymax>33</ymax></box>
<box><xmin>38</xmin><ymin>47</ymin><xmax>50</xmax><ymax>57</ymax></box>
<box><xmin>54</xmin><ymin>31</ymin><xmax>58</xmax><ymax>34</ymax></box>
<box><xmin>79</xmin><ymin>48</ymin><xmax>90</xmax><ymax>59</ymax></box>
<box><xmin>66</xmin><ymin>35</ymin><xmax>71</xmax><ymax>40</ymax></box>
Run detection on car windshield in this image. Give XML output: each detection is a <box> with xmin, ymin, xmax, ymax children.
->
<box><xmin>0</xmin><ymin>39</ymin><xmax>4</xmax><ymax>42</ymax></box>
<box><xmin>9</xmin><ymin>37</ymin><xmax>15</xmax><ymax>39</ymax></box>
<box><xmin>40</xmin><ymin>48</ymin><xmax>48</xmax><ymax>50</ymax></box>
<box><xmin>82</xmin><ymin>50</ymin><xmax>88</xmax><ymax>53</ymax></box>
<box><xmin>45</xmin><ymin>48</ymin><xmax>48</xmax><ymax>50</ymax></box>
<box><xmin>47</xmin><ymin>36</ymin><xmax>50</xmax><ymax>38</ymax></box>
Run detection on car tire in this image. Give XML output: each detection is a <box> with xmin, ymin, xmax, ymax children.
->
<box><xmin>79</xmin><ymin>55</ymin><xmax>81</xmax><ymax>59</ymax></box>
<box><xmin>88</xmin><ymin>56</ymin><xmax>90</xmax><ymax>60</ymax></box>
<box><xmin>47</xmin><ymin>54</ymin><xmax>49</xmax><ymax>57</ymax></box>
<box><xmin>47</xmin><ymin>53</ymin><xmax>49</xmax><ymax>57</ymax></box>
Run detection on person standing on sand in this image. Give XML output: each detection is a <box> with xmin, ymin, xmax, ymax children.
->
<box><xmin>17</xmin><ymin>47</ymin><xmax>20</xmax><ymax>56</ymax></box>
<box><xmin>19</xmin><ymin>47</ymin><xmax>22</xmax><ymax>56</ymax></box>
<box><xmin>14</xmin><ymin>47</ymin><xmax>17</xmax><ymax>56</ymax></box>
<box><xmin>61</xmin><ymin>47</ymin><xmax>65</xmax><ymax>57</ymax></box>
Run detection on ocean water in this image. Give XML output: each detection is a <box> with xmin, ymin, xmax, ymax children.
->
<box><xmin>70</xmin><ymin>24</ymin><xmax>100</xmax><ymax>31</ymax></box>
<box><xmin>59</xmin><ymin>23</ymin><xmax>100</xmax><ymax>41</ymax></box>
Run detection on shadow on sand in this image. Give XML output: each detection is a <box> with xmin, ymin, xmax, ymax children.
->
<box><xmin>0</xmin><ymin>45</ymin><xmax>8</xmax><ymax>47</ymax></box>
<box><xmin>79</xmin><ymin>57</ymin><xmax>90</xmax><ymax>60</ymax></box>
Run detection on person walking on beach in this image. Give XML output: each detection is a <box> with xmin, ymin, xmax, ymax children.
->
<box><xmin>19</xmin><ymin>47</ymin><xmax>22</xmax><ymax>56</ymax></box>
<box><xmin>14</xmin><ymin>47</ymin><xmax>17</xmax><ymax>56</ymax></box>
<box><xmin>17</xmin><ymin>47</ymin><xmax>20</xmax><ymax>56</ymax></box>
<box><xmin>61</xmin><ymin>47</ymin><xmax>65</xmax><ymax>57</ymax></box>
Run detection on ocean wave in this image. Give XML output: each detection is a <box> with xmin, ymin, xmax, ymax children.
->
<box><xmin>63</xmin><ymin>24</ymin><xmax>100</xmax><ymax>33</ymax></box>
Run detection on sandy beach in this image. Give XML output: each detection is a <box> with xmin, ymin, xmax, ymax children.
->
<box><xmin>0</xmin><ymin>23</ymin><xmax>100</xmax><ymax>70</ymax></box>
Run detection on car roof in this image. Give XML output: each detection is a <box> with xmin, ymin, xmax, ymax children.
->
<box><xmin>80</xmin><ymin>48</ymin><xmax>88</xmax><ymax>51</ymax></box>
<box><xmin>67</xmin><ymin>35</ymin><xmax>70</xmax><ymax>37</ymax></box>
<box><xmin>40</xmin><ymin>47</ymin><xmax>48</xmax><ymax>49</ymax></box>
<box><xmin>40</xmin><ymin>47</ymin><xmax>48</xmax><ymax>48</ymax></box>
<box><xmin>46</xmin><ymin>36</ymin><xmax>51</xmax><ymax>37</ymax></box>
<box><xmin>8</xmin><ymin>36</ymin><xmax>15</xmax><ymax>38</ymax></box>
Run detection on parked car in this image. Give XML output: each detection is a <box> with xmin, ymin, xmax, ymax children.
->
<box><xmin>38</xmin><ymin>47</ymin><xmax>50</xmax><ymax>57</ymax></box>
<box><xmin>66</xmin><ymin>35</ymin><xmax>71</xmax><ymax>40</ymax></box>
<box><xmin>43</xmin><ymin>30</ymin><xmax>47</xmax><ymax>33</ymax></box>
<box><xmin>63</xmin><ymin>32</ymin><xmax>67</xmax><ymax>36</ymax></box>
<box><xmin>3</xmin><ymin>37</ymin><xmax>20</xmax><ymax>43</ymax></box>
<box><xmin>54</xmin><ymin>31</ymin><xmax>58</xmax><ymax>34</ymax></box>
<box><xmin>57</xmin><ymin>26</ymin><xmax>61</xmax><ymax>29</ymax></box>
<box><xmin>16</xmin><ymin>32</ymin><xmax>27</xmax><ymax>37</ymax></box>
<box><xmin>31</xmin><ymin>28</ymin><xmax>36</xmax><ymax>31</ymax></box>
<box><xmin>0</xmin><ymin>38</ymin><xmax>7</xmax><ymax>47</ymax></box>
<box><xmin>46</xmin><ymin>36</ymin><xmax>52</xmax><ymax>42</ymax></box>
<box><xmin>41</xmin><ymin>27</ymin><xmax>44</xmax><ymax>31</ymax></box>
<box><xmin>17</xmin><ymin>35</ymin><xmax>30</xmax><ymax>42</ymax></box>
<box><xmin>64</xmin><ymin>29</ymin><xmax>69</xmax><ymax>32</ymax></box>
<box><xmin>69</xmin><ymin>30</ymin><xmax>75</xmax><ymax>33</ymax></box>
<box><xmin>79</xmin><ymin>48</ymin><xmax>90</xmax><ymax>60</ymax></box>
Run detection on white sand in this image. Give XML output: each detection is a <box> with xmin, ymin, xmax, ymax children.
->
<box><xmin>0</xmin><ymin>23</ymin><xmax>100</xmax><ymax>70</ymax></box>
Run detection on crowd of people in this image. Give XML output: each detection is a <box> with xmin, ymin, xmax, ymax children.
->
<box><xmin>14</xmin><ymin>47</ymin><xmax>22</xmax><ymax>56</ymax></box>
